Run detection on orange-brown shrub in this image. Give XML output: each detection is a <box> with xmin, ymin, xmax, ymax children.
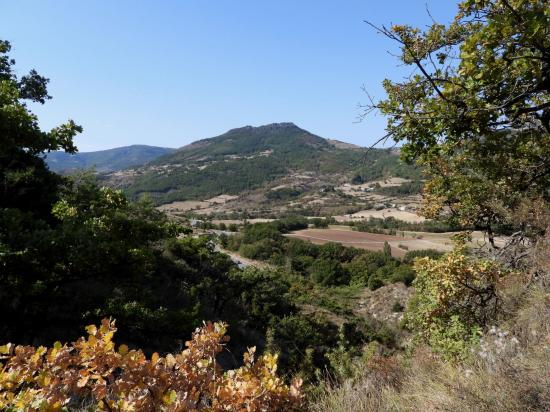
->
<box><xmin>0</xmin><ymin>319</ymin><xmax>304</xmax><ymax>411</ymax></box>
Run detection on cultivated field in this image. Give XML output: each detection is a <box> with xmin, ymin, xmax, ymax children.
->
<box><xmin>334</xmin><ymin>208</ymin><xmax>426</xmax><ymax>223</ymax></box>
<box><xmin>157</xmin><ymin>200</ymin><xmax>210</xmax><ymax>212</ymax></box>
<box><xmin>286</xmin><ymin>228</ymin><xmax>455</xmax><ymax>258</ymax></box>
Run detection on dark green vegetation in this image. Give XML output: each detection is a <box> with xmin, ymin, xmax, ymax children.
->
<box><xmin>222</xmin><ymin>218</ymin><xmax>417</xmax><ymax>289</ymax></box>
<box><xmin>0</xmin><ymin>41</ymin><xmax>405</xmax><ymax>384</ymax></box>
<box><xmin>375</xmin><ymin>180</ymin><xmax>423</xmax><ymax>197</ymax></box>
<box><xmin>350</xmin><ymin>216</ymin><xmax>467</xmax><ymax>234</ymax></box>
<box><xmin>354</xmin><ymin>150</ymin><xmax>423</xmax><ymax>183</ymax></box>
<box><xmin>111</xmin><ymin>123</ymin><xmax>421</xmax><ymax>204</ymax></box>
<box><xmin>45</xmin><ymin>145</ymin><xmax>175</xmax><ymax>173</ymax></box>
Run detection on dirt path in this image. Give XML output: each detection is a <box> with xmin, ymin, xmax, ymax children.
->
<box><xmin>219</xmin><ymin>248</ymin><xmax>272</xmax><ymax>269</ymax></box>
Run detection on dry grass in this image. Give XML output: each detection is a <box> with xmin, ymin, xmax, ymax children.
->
<box><xmin>312</xmin><ymin>291</ymin><xmax>550</xmax><ymax>411</ymax></box>
<box><xmin>334</xmin><ymin>209</ymin><xmax>426</xmax><ymax>224</ymax></box>
<box><xmin>312</xmin><ymin>239</ymin><xmax>550</xmax><ymax>412</ymax></box>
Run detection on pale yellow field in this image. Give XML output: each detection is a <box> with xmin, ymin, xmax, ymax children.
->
<box><xmin>157</xmin><ymin>200</ymin><xmax>210</xmax><ymax>212</ymax></box>
<box><xmin>335</xmin><ymin>208</ymin><xmax>426</xmax><ymax>223</ymax></box>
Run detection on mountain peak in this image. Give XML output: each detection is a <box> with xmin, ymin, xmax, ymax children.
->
<box><xmin>227</xmin><ymin>122</ymin><xmax>303</xmax><ymax>135</ymax></box>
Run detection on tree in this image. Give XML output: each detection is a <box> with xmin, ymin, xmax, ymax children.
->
<box><xmin>405</xmin><ymin>239</ymin><xmax>508</xmax><ymax>359</ymax></box>
<box><xmin>383</xmin><ymin>241</ymin><xmax>392</xmax><ymax>257</ymax></box>
<box><xmin>364</xmin><ymin>0</ymin><xmax>549</xmax><ymax>240</ymax></box>
<box><xmin>0</xmin><ymin>41</ymin><xmax>235</xmax><ymax>354</ymax></box>
<box><xmin>309</xmin><ymin>258</ymin><xmax>349</xmax><ymax>286</ymax></box>
<box><xmin>0</xmin><ymin>40</ymin><xmax>81</xmax><ymax>216</ymax></box>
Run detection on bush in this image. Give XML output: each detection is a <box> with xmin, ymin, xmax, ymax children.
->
<box><xmin>403</xmin><ymin>249</ymin><xmax>444</xmax><ymax>263</ymax></box>
<box><xmin>392</xmin><ymin>302</ymin><xmax>404</xmax><ymax>312</ymax></box>
<box><xmin>368</xmin><ymin>274</ymin><xmax>385</xmax><ymax>290</ymax></box>
<box><xmin>227</xmin><ymin>268</ymin><xmax>295</xmax><ymax>326</ymax></box>
<box><xmin>242</xmin><ymin>223</ymin><xmax>282</xmax><ymax>244</ymax></box>
<box><xmin>266</xmin><ymin>187</ymin><xmax>302</xmax><ymax>201</ymax></box>
<box><xmin>311</xmin><ymin>218</ymin><xmax>329</xmax><ymax>228</ymax></box>
<box><xmin>390</xmin><ymin>264</ymin><xmax>415</xmax><ymax>286</ymax></box>
<box><xmin>405</xmin><ymin>243</ymin><xmax>508</xmax><ymax>360</ymax></box>
<box><xmin>239</xmin><ymin>238</ymin><xmax>280</xmax><ymax>260</ymax></box>
<box><xmin>343</xmin><ymin>259</ymin><xmax>370</xmax><ymax>286</ymax></box>
<box><xmin>310</xmin><ymin>259</ymin><xmax>349</xmax><ymax>286</ymax></box>
<box><xmin>0</xmin><ymin>320</ymin><xmax>304</xmax><ymax>411</ymax></box>
<box><xmin>265</xmin><ymin>315</ymin><xmax>338</xmax><ymax>379</ymax></box>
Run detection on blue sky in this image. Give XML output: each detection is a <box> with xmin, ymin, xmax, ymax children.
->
<box><xmin>0</xmin><ymin>1</ymin><xmax>457</xmax><ymax>151</ymax></box>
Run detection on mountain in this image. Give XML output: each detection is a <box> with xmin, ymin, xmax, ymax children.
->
<box><xmin>44</xmin><ymin>145</ymin><xmax>176</xmax><ymax>173</ymax></box>
<box><xmin>105</xmin><ymin>123</ymin><xmax>421</xmax><ymax>205</ymax></box>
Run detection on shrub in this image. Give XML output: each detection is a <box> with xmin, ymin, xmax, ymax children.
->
<box><xmin>392</xmin><ymin>302</ymin><xmax>404</xmax><ymax>312</ymax></box>
<box><xmin>405</xmin><ymin>243</ymin><xmax>508</xmax><ymax>360</ymax></box>
<box><xmin>310</xmin><ymin>259</ymin><xmax>349</xmax><ymax>286</ymax></box>
<box><xmin>390</xmin><ymin>264</ymin><xmax>415</xmax><ymax>286</ymax></box>
<box><xmin>343</xmin><ymin>259</ymin><xmax>370</xmax><ymax>286</ymax></box>
<box><xmin>242</xmin><ymin>223</ymin><xmax>282</xmax><ymax>244</ymax></box>
<box><xmin>368</xmin><ymin>274</ymin><xmax>385</xmax><ymax>290</ymax></box>
<box><xmin>239</xmin><ymin>238</ymin><xmax>280</xmax><ymax>260</ymax></box>
<box><xmin>0</xmin><ymin>320</ymin><xmax>304</xmax><ymax>411</ymax></box>
<box><xmin>311</xmin><ymin>218</ymin><xmax>329</xmax><ymax>228</ymax></box>
<box><xmin>383</xmin><ymin>241</ymin><xmax>392</xmax><ymax>257</ymax></box>
<box><xmin>266</xmin><ymin>315</ymin><xmax>338</xmax><ymax>379</ymax></box>
<box><xmin>403</xmin><ymin>249</ymin><xmax>444</xmax><ymax>264</ymax></box>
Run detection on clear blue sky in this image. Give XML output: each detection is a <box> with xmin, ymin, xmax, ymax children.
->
<box><xmin>0</xmin><ymin>1</ymin><xmax>457</xmax><ymax>151</ymax></box>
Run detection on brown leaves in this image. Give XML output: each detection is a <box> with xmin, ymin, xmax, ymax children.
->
<box><xmin>0</xmin><ymin>320</ymin><xmax>304</xmax><ymax>411</ymax></box>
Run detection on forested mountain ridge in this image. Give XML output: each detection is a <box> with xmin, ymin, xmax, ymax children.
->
<box><xmin>154</xmin><ymin>122</ymin><xmax>332</xmax><ymax>163</ymax></box>
<box><xmin>45</xmin><ymin>144</ymin><xmax>175</xmax><ymax>173</ymax></box>
<box><xmin>105</xmin><ymin>122</ymin><xmax>420</xmax><ymax>204</ymax></box>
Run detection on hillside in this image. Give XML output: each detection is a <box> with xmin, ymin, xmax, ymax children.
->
<box><xmin>105</xmin><ymin>123</ymin><xmax>421</xmax><ymax>205</ymax></box>
<box><xmin>44</xmin><ymin>145</ymin><xmax>175</xmax><ymax>173</ymax></box>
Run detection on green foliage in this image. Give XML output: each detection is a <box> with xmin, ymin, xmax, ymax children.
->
<box><xmin>311</xmin><ymin>217</ymin><xmax>329</xmax><ymax>228</ymax></box>
<box><xmin>266</xmin><ymin>315</ymin><xmax>338</xmax><ymax>379</ymax></box>
<box><xmin>0</xmin><ymin>40</ymin><xmax>81</xmax><ymax>218</ymax></box>
<box><xmin>355</xmin><ymin>149</ymin><xmax>423</xmax><ymax>182</ymax></box>
<box><xmin>367</xmin><ymin>273</ymin><xmax>385</xmax><ymax>291</ymax></box>
<box><xmin>405</xmin><ymin>243</ymin><xmax>507</xmax><ymax>360</ymax></box>
<box><xmin>231</xmin><ymin>219</ymin><xmax>412</xmax><ymax>292</ymax></box>
<box><xmin>0</xmin><ymin>42</ymin><xmax>306</xmax><ymax>367</ymax></box>
<box><xmin>383</xmin><ymin>241</ymin><xmax>392</xmax><ymax>257</ymax></box>
<box><xmin>119</xmin><ymin>123</ymin><xmax>423</xmax><ymax>205</ymax></box>
<box><xmin>352</xmin><ymin>216</ymin><xmax>466</xmax><ymax>234</ymax></box>
<box><xmin>266</xmin><ymin>187</ymin><xmax>303</xmax><ymax>201</ymax></box>
<box><xmin>239</xmin><ymin>238</ymin><xmax>281</xmax><ymax>260</ymax></box>
<box><xmin>375</xmin><ymin>180</ymin><xmax>423</xmax><ymax>197</ymax></box>
<box><xmin>426</xmin><ymin>315</ymin><xmax>481</xmax><ymax>362</ymax></box>
<box><xmin>343</xmin><ymin>258</ymin><xmax>370</xmax><ymax>286</ymax></box>
<box><xmin>389</xmin><ymin>264</ymin><xmax>416</xmax><ymax>286</ymax></box>
<box><xmin>242</xmin><ymin>223</ymin><xmax>283</xmax><ymax>244</ymax></box>
<box><xmin>403</xmin><ymin>248</ymin><xmax>444</xmax><ymax>264</ymax></box>
<box><xmin>227</xmin><ymin>268</ymin><xmax>295</xmax><ymax>327</ymax></box>
<box><xmin>309</xmin><ymin>259</ymin><xmax>349</xmax><ymax>286</ymax></box>
<box><xmin>365</xmin><ymin>0</ymin><xmax>550</xmax><ymax>233</ymax></box>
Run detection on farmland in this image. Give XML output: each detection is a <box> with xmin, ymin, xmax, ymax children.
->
<box><xmin>285</xmin><ymin>227</ymin><xmax>452</xmax><ymax>258</ymax></box>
